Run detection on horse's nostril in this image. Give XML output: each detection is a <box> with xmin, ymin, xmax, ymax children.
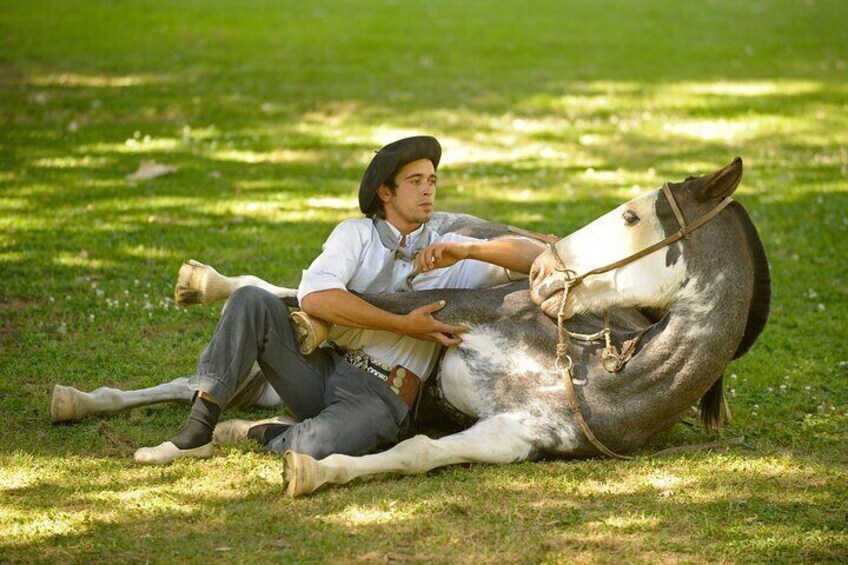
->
<box><xmin>530</xmin><ymin>263</ymin><xmax>543</xmax><ymax>285</ymax></box>
<box><xmin>534</xmin><ymin>262</ymin><xmax>548</xmax><ymax>286</ymax></box>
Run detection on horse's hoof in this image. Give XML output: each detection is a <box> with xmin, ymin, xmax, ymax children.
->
<box><xmin>50</xmin><ymin>385</ymin><xmax>85</xmax><ymax>423</ymax></box>
<box><xmin>134</xmin><ymin>441</ymin><xmax>213</xmax><ymax>465</ymax></box>
<box><xmin>289</xmin><ymin>311</ymin><xmax>330</xmax><ymax>355</ymax></box>
<box><xmin>174</xmin><ymin>287</ymin><xmax>203</xmax><ymax>307</ymax></box>
<box><xmin>174</xmin><ymin>259</ymin><xmax>211</xmax><ymax>307</ymax></box>
<box><xmin>213</xmin><ymin>417</ymin><xmax>295</xmax><ymax>446</ymax></box>
<box><xmin>213</xmin><ymin>419</ymin><xmax>254</xmax><ymax>446</ymax></box>
<box><xmin>283</xmin><ymin>450</ymin><xmax>320</xmax><ymax>497</ymax></box>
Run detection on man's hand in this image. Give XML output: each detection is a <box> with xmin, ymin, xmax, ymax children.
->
<box><xmin>413</xmin><ymin>242</ymin><xmax>471</xmax><ymax>274</ymax></box>
<box><xmin>301</xmin><ymin>290</ymin><xmax>467</xmax><ymax>346</ymax></box>
<box><xmin>399</xmin><ymin>300</ymin><xmax>468</xmax><ymax>346</ymax></box>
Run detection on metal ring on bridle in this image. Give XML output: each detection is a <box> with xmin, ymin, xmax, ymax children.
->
<box><xmin>555</xmin><ymin>354</ymin><xmax>573</xmax><ymax>373</ymax></box>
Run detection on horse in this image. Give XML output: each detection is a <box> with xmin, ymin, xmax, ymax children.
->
<box><xmin>277</xmin><ymin>156</ymin><xmax>770</xmax><ymax>496</ymax></box>
<box><xmin>52</xmin><ymin>158</ymin><xmax>770</xmax><ymax>500</ymax></box>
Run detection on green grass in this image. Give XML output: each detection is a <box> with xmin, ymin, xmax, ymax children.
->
<box><xmin>1</xmin><ymin>0</ymin><xmax>846</xmax><ymax>562</ymax></box>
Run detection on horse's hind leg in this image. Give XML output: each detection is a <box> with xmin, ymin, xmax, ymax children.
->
<box><xmin>283</xmin><ymin>413</ymin><xmax>537</xmax><ymax>497</ymax></box>
<box><xmin>50</xmin><ymin>377</ymin><xmax>196</xmax><ymax>423</ymax></box>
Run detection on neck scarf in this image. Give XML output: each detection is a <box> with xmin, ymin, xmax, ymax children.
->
<box><xmin>372</xmin><ymin>218</ymin><xmax>433</xmax><ymax>291</ymax></box>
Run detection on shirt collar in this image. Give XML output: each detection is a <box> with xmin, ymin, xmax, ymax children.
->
<box><xmin>387</xmin><ymin>222</ymin><xmax>426</xmax><ymax>249</ymax></box>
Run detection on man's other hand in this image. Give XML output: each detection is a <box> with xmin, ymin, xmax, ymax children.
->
<box><xmin>413</xmin><ymin>242</ymin><xmax>471</xmax><ymax>274</ymax></box>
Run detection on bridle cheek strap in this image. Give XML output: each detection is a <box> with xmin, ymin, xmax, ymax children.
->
<box><xmin>662</xmin><ymin>182</ymin><xmax>689</xmax><ymax>235</ymax></box>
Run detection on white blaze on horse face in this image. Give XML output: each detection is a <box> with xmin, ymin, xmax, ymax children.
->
<box><xmin>547</xmin><ymin>190</ymin><xmax>686</xmax><ymax>316</ymax></box>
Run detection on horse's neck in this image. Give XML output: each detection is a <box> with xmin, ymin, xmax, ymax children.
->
<box><xmin>578</xmin><ymin>274</ymin><xmax>747</xmax><ymax>453</ymax></box>
<box><xmin>629</xmin><ymin>266</ymin><xmax>750</xmax><ymax>407</ymax></box>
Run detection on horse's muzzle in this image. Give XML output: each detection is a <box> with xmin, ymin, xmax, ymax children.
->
<box><xmin>529</xmin><ymin>254</ymin><xmax>559</xmax><ymax>306</ymax></box>
<box><xmin>530</xmin><ymin>250</ymin><xmax>579</xmax><ymax>319</ymax></box>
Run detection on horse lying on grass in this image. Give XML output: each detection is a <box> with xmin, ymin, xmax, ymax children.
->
<box><xmin>51</xmin><ymin>158</ymin><xmax>769</xmax><ymax>497</ymax></box>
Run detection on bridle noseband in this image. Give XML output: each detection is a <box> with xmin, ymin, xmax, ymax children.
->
<box><xmin>547</xmin><ymin>183</ymin><xmax>734</xmax><ymax>460</ymax></box>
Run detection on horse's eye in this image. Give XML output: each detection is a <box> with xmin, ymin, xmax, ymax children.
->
<box><xmin>622</xmin><ymin>210</ymin><xmax>640</xmax><ymax>226</ymax></box>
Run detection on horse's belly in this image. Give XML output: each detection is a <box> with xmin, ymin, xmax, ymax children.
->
<box><xmin>438</xmin><ymin>348</ymin><xmax>483</xmax><ymax>419</ymax></box>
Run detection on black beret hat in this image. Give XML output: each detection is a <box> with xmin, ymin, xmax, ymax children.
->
<box><xmin>359</xmin><ymin>135</ymin><xmax>442</xmax><ymax>215</ymax></box>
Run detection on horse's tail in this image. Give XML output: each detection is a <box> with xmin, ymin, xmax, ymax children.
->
<box><xmin>699</xmin><ymin>374</ymin><xmax>729</xmax><ymax>432</ymax></box>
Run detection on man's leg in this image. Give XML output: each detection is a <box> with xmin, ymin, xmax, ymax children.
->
<box><xmin>192</xmin><ymin>286</ymin><xmax>330</xmax><ymax>416</ymax></box>
<box><xmin>260</xmin><ymin>359</ymin><xmax>411</xmax><ymax>460</ymax></box>
<box><xmin>135</xmin><ymin>286</ymin><xmax>331</xmax><ymax>464</ymax></box>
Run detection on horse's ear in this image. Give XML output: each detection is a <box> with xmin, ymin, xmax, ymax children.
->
<box><xmin>698</xmin><ymin>157</ymin><xmax>743</xmax><ymax>201</ymax></box>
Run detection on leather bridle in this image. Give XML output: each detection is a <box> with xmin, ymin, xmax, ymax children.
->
<box><xmin>547</xmin><ymin>183</ymin><xmax>734</xmax><ymax>459</ymax></box>
<box><xmin>550</xmin><ymin>184</ymin><xmax>734</xmax><ymax>289</ymax></box>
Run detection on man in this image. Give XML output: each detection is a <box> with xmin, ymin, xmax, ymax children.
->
<box><xmin>134</xmin><ymin>136</ymin><xmax>544</xmax><ymax>464</ymax></box>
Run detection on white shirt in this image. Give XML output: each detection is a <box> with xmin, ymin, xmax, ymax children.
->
<box><xmin>297</xmin><ymin>218</ymin><xmax>516</xmax><ymax>379</ymax></box>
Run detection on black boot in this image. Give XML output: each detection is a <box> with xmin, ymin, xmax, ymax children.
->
<box><xmin>170</xmin><ymin>395</ymin><xmax>221</xmax><ymax>449</ymax></box>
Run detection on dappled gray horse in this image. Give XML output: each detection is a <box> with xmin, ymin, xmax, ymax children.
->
<box><xmin>51</xmin><ymin>159</ymin><xmax>769</xmax><ymax>499</ymax></box>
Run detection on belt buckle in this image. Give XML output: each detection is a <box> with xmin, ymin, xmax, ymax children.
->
<box><xmin>366</xmin><ymin>363</ymin><xmax>389</xmax><ymax>382</ymax></box>
<box><xmin>335</xmin><ymin>344</ymin><xmax>419</xmax><ymax>409</ymax></box>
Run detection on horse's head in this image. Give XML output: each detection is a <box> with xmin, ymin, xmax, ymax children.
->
<box><xmin>530</xmin><ymin>158</ymin><xmax>744</xmax><ymax>319</ymax></box>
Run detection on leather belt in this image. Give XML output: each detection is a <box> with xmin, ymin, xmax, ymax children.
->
<box><xmin>332</xmin><ymin>344</ymin><xmax>421</xmax><ymax>409</ymax></box>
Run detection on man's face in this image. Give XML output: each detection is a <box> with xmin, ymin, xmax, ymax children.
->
<box><xmin>379</xmin><ymin>158</ymin><xmax>437</xmax><ymax>230</ymax></box>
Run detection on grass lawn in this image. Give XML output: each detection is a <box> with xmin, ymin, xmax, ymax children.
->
<box><xmin>1</xmin><ymin>0</ymin><xmax>846</xmax><ymax>562</ymax></box>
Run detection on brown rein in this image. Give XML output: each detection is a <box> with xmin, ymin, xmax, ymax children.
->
<box><xmin>550</xmin><ymin>184</ymin><xmax>734</xmax><ymax>460</ymax></box>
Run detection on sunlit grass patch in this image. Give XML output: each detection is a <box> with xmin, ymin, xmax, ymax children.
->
<box><xmin>28</xmin><ymin>73</ymin><xmax>168</xmax><ymax>89</ymax></box>
<box><xmin>53</xmin><ymin>251</ymin><xmax>112</xmax><ymax>270</ymax></box>
<box><xmin>0</xmin><ymin>451</ymin><xmax>287</xmax><ymax>550</ymax></box>
<box><xmin>322</xmin><ymin>503</ymin><xmax>418</xmax><ymax>528</ymax></box>
<box><xmin>209</xmin><ymin>148</ymin><xmax>324</xmax><ymax>165</ymax></box>
<box><xmin>78</xmin><ymin>137</ymin><xmax>182</xmax><ymax>156</ymax></box>
<box><xmin>31</xmin><ymin>155</ymin><xmax>111</xmax><ymax>169</ymax></box>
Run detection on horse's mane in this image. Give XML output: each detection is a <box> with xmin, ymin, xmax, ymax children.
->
<box><xmin>729</xmin><ymin>201</ymin><xmax>771</xmax><ymax>359</ymax></box>
<box><xmin>699</xmin><ymin>201</ymin><xmax>770</xmax><ymax>431</ymax></box>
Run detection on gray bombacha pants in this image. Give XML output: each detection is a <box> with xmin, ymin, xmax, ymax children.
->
<box><xmin>188</xmin><ymin>286</ymin><xmax>410</xmax><ymax>460</ymax></box>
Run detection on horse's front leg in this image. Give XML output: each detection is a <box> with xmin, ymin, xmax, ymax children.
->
<box><xmin>282</xmin><ymin>413</ymin><xmax>537</xmax><ymax>497</ymax></box>
<box><xmin>50</xmin><ymin>369</ymin><xmax>283</xmax><ymax>423</ymax></box>
<box><xmin>174</xmin><ymin>259</ymin><xmax>297</xmax><ymax>306</ymax></box>
<box><xmin>50</xmin><ymin>377</ymin><xmax>196</xmax><ymax>423</ymax></box>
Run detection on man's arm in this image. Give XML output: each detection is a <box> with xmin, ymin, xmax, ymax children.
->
<box><xmin>413</xmin><ymin>237</ymin><xmax>546</xmax><ymax>275</ymax></box>
<box><xmin>298</xmin><ymin>220</ymin><xmax>469</xmax><ymax>346</ymax></box>
<box><xmin>300</xmin><ymin>289</ymin><xmax>467</xmax><ymax>347</ymax></box>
